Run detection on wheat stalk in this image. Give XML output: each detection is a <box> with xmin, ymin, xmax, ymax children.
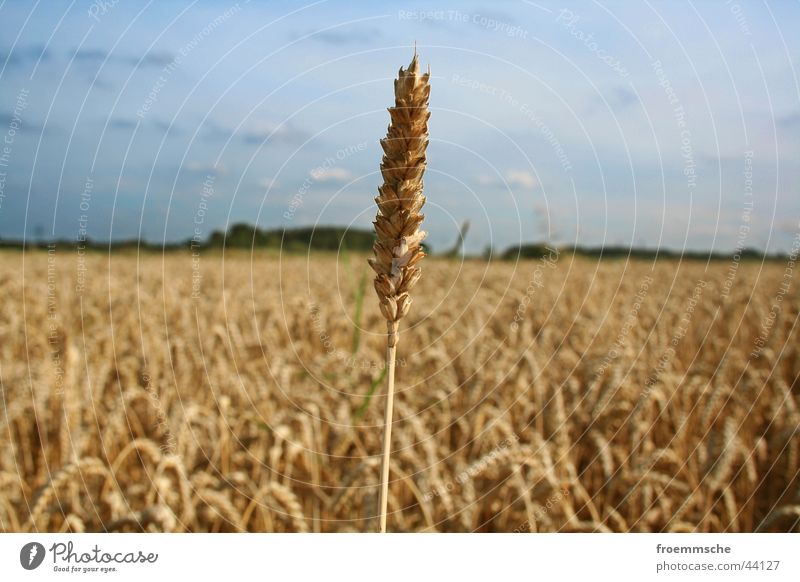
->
<box><xmin>369</xmin><ymin>50</ymin><xmax>430</xmax><ymax>532</ymax></box>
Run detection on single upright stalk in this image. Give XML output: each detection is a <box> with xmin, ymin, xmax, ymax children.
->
<box><xmin>369</xmin><ymin>52</ymin><xmax>430</xmax><ymax>532</ymax></box>
<box><xmin>378</xmin><ymin>342</ymin><xmax>396</xmax><ymax>533</ymax></box>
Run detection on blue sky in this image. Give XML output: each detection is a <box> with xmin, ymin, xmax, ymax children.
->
<box><xmin>0</xmin><ymin>0</ymin><xmax>798</xmax><ymax>253</ymax></box>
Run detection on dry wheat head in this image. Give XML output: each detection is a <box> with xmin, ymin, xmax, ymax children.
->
<box><xmin>369</xmin><ymin>52</ymin><xmax>430</xmax><ymax>347</ymax></box>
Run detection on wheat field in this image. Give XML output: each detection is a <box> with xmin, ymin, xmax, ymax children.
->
<box><xmin>0</xmin><ymin>248</ymin><xmax>798</xmax><ymax>532</ymax></box>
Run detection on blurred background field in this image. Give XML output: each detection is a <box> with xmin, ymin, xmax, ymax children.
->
<box><xmin>0</xmin><ymin>250</ymin><xmax>797</xmax><ymax>532</ymax></box>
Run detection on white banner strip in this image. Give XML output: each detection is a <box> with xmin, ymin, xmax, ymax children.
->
<box><xmin>1</xmin><ymin>533</ymin><xmax>797</xmax><ymax>581</ymax></box>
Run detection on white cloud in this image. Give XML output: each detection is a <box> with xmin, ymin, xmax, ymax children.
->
<box><xmin>310</xmin><ymin>167</ymin><xmax>352</xmax><ymax>183</ymax></box>
<box><xmin>505</xmin><ymin>170</ymin><xmax>537</xmax><ymax>189</ymax></box>
<box><xmin>476</xmin><ymin>170</ymin><xmax>538</xmax><ymax>189</ymax></box>
<box><xmin>258</xmin><ymin>177</ymin><xmax>279</xmax><ymax>189</ymax></box>
<box><xmin>240</xmin><ymin>120</ymin><xmax>307</xmax><ymax>145</ymax></box>
<box><xmin>184</xmin><ymin>161</ymin><xmax>226</xmax><ymax>174</ymax></box>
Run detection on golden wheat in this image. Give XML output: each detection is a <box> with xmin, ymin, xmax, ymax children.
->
<box><xmin>0</xmin><ymin>249</ymin><xmax>797</xmax><ymax>532</ymax></box>
<box><xmin>369</xmin><ymin>51</ymin><xmax>430</xmax><ymax>345</ymax></box>
<box><xmin>370</xmin><ymin>51</ymin><xmax>430</xmax><ymax>532</ymax></box>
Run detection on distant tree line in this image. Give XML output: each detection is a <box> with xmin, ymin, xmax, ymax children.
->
<box><xmin>0</xmin><ymin>222</ymin><xmax>787</xmax><ymax>262</ymax></box>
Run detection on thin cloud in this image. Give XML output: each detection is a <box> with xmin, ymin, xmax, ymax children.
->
<box><xmin>592</xmin><ymin>86</ymin><xmax>638</xmax><ymax>113</ymax></box>
<box><xmin>310</xmin><ymin>167</ymin><xmax>352</xmax><ymax>183</ymax></box>
<box><xmin>0</xmin><ymin>112</ymin><xmax>44</xmax><ymax>134</ymax></box>
<box><xmin>106</xmin><ymin>117</ymin><xmax>185</xmax><ymax>136</ymax></box>
<box><xmin>205</xmin><ymin>120</ymin><xmax>308</xmax><ymax>146</ymax></box>
<box><xmin>184</xmin><ymin>161</ymin><xmax>227</xmax><ymax>174</ymax></box>
<box><xmin>71</xmin><ymin>48</ymin><xmax>107</xmax><ymax>63</ymax></box>
<box><xmin>609</xmin><ymin>87</ymin><xmax>638</xmax><ymax>110</ymax></box>
<box><xmin>108</xmin><ymin>118</ymin><xmax>138</xmax><ymax>130</ymax></box>
<box><xmin>478</xmin><ymin>170</ymin><xmax>537</xmax><ymax>189</ymax></box>
<box><xmin>0</xmin><ymin>44</ymin><xmax>51</xmax><ymax>67</ymax></box>
<box><xmin>305</xmin><ymin>27</ymin><xmax>381</xmax><ymax>45</ymax></box>
<box><xmin>777</xmin><ymin>111</ymin><xmax>800</xmax><ymax>128</ymax></box>
<box><xmin>241</xmin><ymin>121</ymin><xmax>308</xmax><ymax>145</ymax></box>
<box><xmin>70</xmin><ymin>48</ymin><xmax>176</xmax><ymax>69</ymax></box>
<box><xmin>506</xmin><ymin>170</ymin><xmax>538</xmax><ymax>189</ymax></box>
<box><xmin>151</xmin><ymin>118</ymin><xmax>182</xmax><ymax>135</ymax></box>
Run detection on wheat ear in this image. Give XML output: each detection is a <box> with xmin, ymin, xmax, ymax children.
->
<box><xmin>369</xmin><ymin>51</ymin><xmax>430</xmax><ymax>533</ymax></box>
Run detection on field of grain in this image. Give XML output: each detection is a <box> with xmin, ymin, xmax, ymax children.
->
<box><xmin>0</xmin><ymin>249</ymin><xmax>798</xmax><ymax>532</ymax></box>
